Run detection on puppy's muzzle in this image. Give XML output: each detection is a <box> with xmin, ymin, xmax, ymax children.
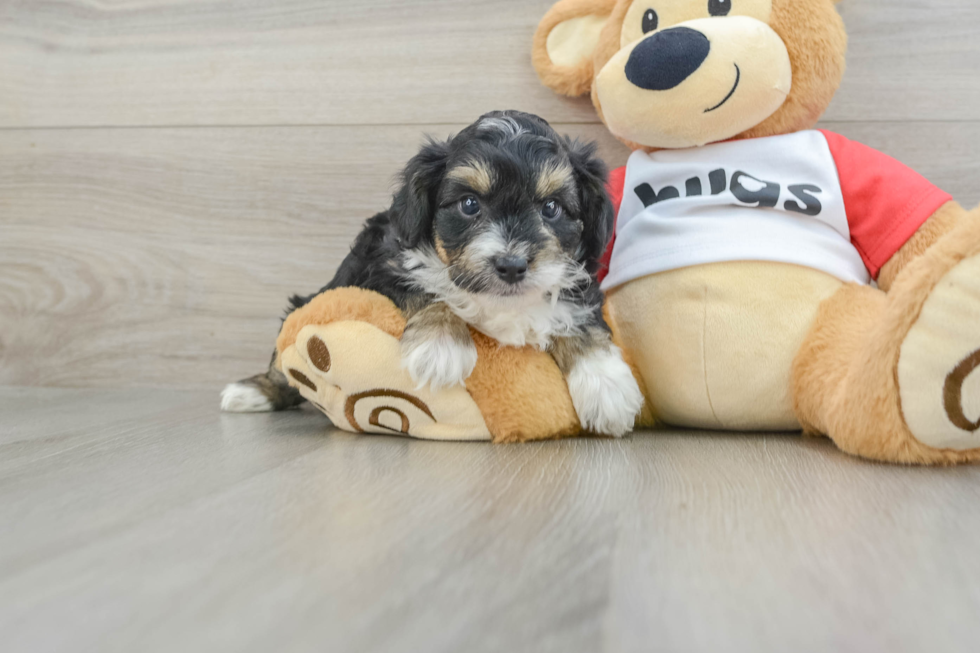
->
<box><xmin>493</xmin><ymin>255</ymin><xmax>528</xmax><ymax>285</ymax></box>
<box><xmin>625</xmin><ymin>27</ymin><xmax>710</xmax><ymax>91</ymax></box>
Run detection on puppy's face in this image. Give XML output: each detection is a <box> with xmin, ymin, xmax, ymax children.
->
<box><xmin>435</xmin><ymin>132</ymin><xmax>584</xmax><ymax>297</ymax></box>
<box><xmin>395</xmin><ymin>112</ymin><xmax>613</xmax><ymax>300</ymax></box>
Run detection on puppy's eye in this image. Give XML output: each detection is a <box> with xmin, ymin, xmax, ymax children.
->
<box><xmin>708</xmin><ymin>0</ymin><xmax>731</xmax><ymax>16</ymax></box>
<box><xmin>542</xmin><ymin>199</ymin><xmax>563</xmax><ymax>221</ymax></box>
<box><xmin>459</xmin><ymin>195</ymin><xmax>481</xmax><ymax>217</ymax></box>
<box><xmin>642</xmin><ymin>9</ymin><xmax>658</xmax><ymax>33</ymax></box>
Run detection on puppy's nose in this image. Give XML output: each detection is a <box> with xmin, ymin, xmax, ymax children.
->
<box><xmin>494</xmin><ymin>255</ymin><xmax>528</xmax><ymax>284</ymax></box>
<box><xmin>625</xmin><ymin>27</ymin><xmax>710</xmax><ymax>91</ymax></box>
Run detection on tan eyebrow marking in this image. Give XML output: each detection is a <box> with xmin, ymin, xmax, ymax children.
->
<box><xmin>536</xmin><ymin>162</ymin><xmax>574</xmax><ymax>198</ymax></box>
<box><xmin>446</xmin><ymin>162</ymin><xmax>494</xmax><ymax>195</ymax></box>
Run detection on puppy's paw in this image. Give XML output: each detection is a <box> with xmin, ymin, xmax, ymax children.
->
<box><xmin>567</xmin><ymin>346</ymin><xmax>643</xmax><ymax>437</ymax></box>
<box><xmin>401</xmin><ymin>332</ymin><xmax>478</xmax><ymax>391</ymax></box>
<box><xmin>220</xmin><ymin>382</ymin><xmax>274</xmax><ymax>412</ymax></box>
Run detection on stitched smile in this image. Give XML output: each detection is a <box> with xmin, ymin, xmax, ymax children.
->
<box><xmin>704</xmin><ymin>64</ymin><xmax>740</xmax><ymax>113</ymax></box>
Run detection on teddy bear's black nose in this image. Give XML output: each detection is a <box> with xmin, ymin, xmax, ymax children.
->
<box><xmin>625</xmin><ymin>27</ymin><xmax>711</xmax><ymax>91</ymax></box>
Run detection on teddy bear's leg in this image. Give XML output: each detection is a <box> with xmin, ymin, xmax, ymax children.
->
<box><xmin>792</xmin><ymin>209</ymin><xmax>980</xmax><ymax>464</ymax></box>
<box><xmin>276</xmin><ymin>287</ymin><xmax>582</xmax><ymax>443</ymax></box>
<box><xmin>279</xmin><ymin>320</ymin><xmax>494</xmax><ymax>441</ymax></box>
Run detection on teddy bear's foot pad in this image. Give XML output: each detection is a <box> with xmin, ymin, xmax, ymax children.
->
<box><xmin>279</xmin><ymin>321</ymin><xmax>492</xmax><ymax>441</ymax></box>
<box><xmin>899</xmin><ymin>252</ymin><xmax>980</xmax><ymax>451</ymax></box>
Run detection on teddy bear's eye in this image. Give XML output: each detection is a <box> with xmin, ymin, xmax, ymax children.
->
<box><xmin>641</xmin><ymin>9</ymin><xmax>659</xmax><ymax>33</ymax></box>
<box><xmin>708</xmin><ymin>0</ymin><xmax>732</xmax><ymax>16</ymax></box>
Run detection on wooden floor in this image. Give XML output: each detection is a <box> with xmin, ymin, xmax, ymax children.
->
<box><xmin>4</xmin><ymin>386</ymin><xmax>980</xmax><ymax>653</ymax></box>
<box><xmin>3</xmin><ymin>1</ymin><xmax>980</xmax><ymax>650</ymax></box>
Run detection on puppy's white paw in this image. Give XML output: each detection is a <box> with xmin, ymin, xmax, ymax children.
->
<box><xmin>567</xmin><ymin>347</ymin><xmax>643</xmax><ymax>437</ymax></box>
<box><xmin>220</xmin><ymin>382</ymin><xmax>274</xmax><ymax>413</ymax></box>
<box><xmin>401</xmin><ymin>334</ymin><xmax>478</xmax><ymax>391</ymax></box>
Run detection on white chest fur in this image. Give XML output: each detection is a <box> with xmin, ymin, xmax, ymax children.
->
<box><xmin>456</xmin><ymin>293</ymin><xmax>588</xmax><ymax>348</ymax></box>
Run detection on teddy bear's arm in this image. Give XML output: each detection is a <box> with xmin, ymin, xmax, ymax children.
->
<box><xmin>819</xmin><ymin>130</ymin><xmax>954</xmax><ymax>283</ymax></box>
<box><xmin>822</xmin><ymin>129</ymin><xmax>979</xmax><ymax>292</ymax></box>
<box><xmin>877</xmin><ymin>201</ymin><xmax>972</xmax><ymax>292</ymax></box>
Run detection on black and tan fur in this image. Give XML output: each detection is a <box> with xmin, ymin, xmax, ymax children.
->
<box><xmin>222</xmin><ymin>111</ymin><xmax>633</xmax><ymax>427</ymax></box>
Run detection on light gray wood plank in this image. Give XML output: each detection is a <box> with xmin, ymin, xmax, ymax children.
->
<box><xmin>0</xmin><ymin>0</ymin><xmax>977</xmax><ymax>128</ymax></box>
<box><xmin>2</xmin><ymin>387</ymin><xmax>980</xmax><ymax>652</ymax></box>
<box><xmin>827</xmin><ymin>0</ymin><xmax>980</xmax><ymax>121</ymax></box>
<box><xmin>2</xmin><ymin>121</ymin><xmax>978</xmax><ymax>390</ymax></box>
<box><xmin>0</xmin><ymin>0</ymin><xmax>596</xmax><ymax>128</ymax></box>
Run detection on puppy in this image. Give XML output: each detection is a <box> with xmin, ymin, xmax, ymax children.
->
<box><xmin>222</xmin><ymin>111</ymin><xmax>643</xmax><ymax>436</ymax></box>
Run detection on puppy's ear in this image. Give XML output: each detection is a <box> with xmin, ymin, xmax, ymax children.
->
<box><xmin>390</xmin><ymin>138</ymin><xmax>451</xmax><ymax>249</ymax></box>
<box><xmin>567</xmin><ymin>138</ymin><xmax>613</xmax><ymax>272</ymax></box>
<box><xmin>532</xmin><ymin>0</ymin><xmax>619</xmax><ymax>97</ymax></box>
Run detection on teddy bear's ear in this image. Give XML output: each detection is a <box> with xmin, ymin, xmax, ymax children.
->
<box><xmin>532</xmin><ymin>0</ymin><xmax>619</xmax><ymax>97</ymax></box>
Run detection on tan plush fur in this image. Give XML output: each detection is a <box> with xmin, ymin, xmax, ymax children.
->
<box><xmin>607</xmin><ymin>262</ymin><xmax>843</xmax><ymax>431</ymax></box>
<box><xmin>792</xmin><ymin>211</ymin><xmax>980</xmax><ymax>464</ymax></box>
<box><xmin>736</xmin><ymin>0</ymin><xmax>846</xmax><ymax>142</ymax></box>
<box><xmin>280</xmin><ymin>320</ymin><xmax>493</xmax><ymax>441</ymax></box>
<box><xmin>276</xmin><ymin>287</ymin><xmax>406</xmax><ymax>356</ymax></box>
<box><xmin>532</xmin><ymin>0</ymin><xmax>619</xmax><ymax>97</ymax></box>
<box><xmin>534</xmin><ymin>0</ymin><xmax>980</xmax><ymax>463</ymax></box>
<box><xmin>466</xmin><ymin>330</ymin><xmax>581</xmax><ymax>443</ymax></box>
<box><xmin>534</xmin><ymin>0</ymin><xmax>847</xmax><ymax>151</ymax></box>
<box><xmin>276</xmin><ymin>287</ymin><xmax>581</xmax><ymax>443</ymax></box>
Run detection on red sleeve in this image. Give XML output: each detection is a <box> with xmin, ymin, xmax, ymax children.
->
<box><xmin>597</xmin><ymin>165</ymin><xmax>627</xmax><ymax>284</ymax></box>
<box><xmin>819</xmin><ymin>130</ymin><xmax>952</xmax><ymax>279</ymax></box>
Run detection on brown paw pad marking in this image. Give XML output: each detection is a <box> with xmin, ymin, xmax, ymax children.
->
<box><xmin>344</xmin><ymin>389</ymin><xmax>435</xmax><ymax>435</ymax></box>
<box><xmin>945</xmin><ymin>348</ymin><xmax>980</xmax><ymax>432</ymax></box>
<box><xmin>288</xmin><ymin>369</ymin><xmax>317</xmax><ymax>392</ymax></box>
<box><xmin>307</xmin><ymin>335</ymin><xmax>331</xmax><ymax>372</ymax></box>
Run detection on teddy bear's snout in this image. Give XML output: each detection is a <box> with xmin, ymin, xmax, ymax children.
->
<box><xmin>625</xmin><ymin>27</ymin><xmax>710</xmax><ymax>92</ymax></box>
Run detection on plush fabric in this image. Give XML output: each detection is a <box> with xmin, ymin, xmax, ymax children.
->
<box><xmin>607</xmin><ymin>261</ymin><xmax>842</xmax><ymax>431</ymax></box>
<box><xmin>464</xmin><ymin>330</ymin><xmax>580</xmax><ymax>443</ymax></box>
<box><xmin>595</xmin><ymin>16</ymin><xmax>793</xmax><ymax>148</ymax></box>
<box><xmin>276</xmin><ymin>288</ymin><xmax>579</xmax><ymax>443</ymax></box>
<box><xmin>280</xmin><ymin>319</ymin><xmax>493</xmax><ymax>441</ymax></box>
<box><xmin>527</xmin><ymin>0</ymin><xmax>980</xmax><ymax>463</ymax></box>
<box><xmin>534</xmin><ymin>0</ymin><xmax>846</xmax><ymax>150</ymax></box>
<box><xmin>532</xmin><ymin>0</ymin><xmax>619</xmax><ymax>97</ymax></box>
<box><xmin>792</xmin><ymin>211</ymin><xmax>980</xmax><ymax>464</ymax></box>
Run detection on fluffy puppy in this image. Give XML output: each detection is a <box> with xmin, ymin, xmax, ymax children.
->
<box><xmin>222</xmin><ymin>111</ymin><xmax>643</xmax><ymax>436</ymax></box>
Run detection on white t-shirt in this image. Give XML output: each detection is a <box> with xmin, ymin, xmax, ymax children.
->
<box><xmin>602</xmin><ymin>130</ymin><xmax>905</xmax><ymax>291</ymax></box>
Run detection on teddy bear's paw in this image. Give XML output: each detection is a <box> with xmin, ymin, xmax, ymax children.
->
<box><xmin>566</xmin><ymin>346</ymin><xmax>644</xmax><ymax>437</ymax></box>
<box><xmin>898</xmin><ymin>251</ymin><xmax>980</xmax><ymax>452</ymax></box>
<box><xmin>400</xmin><ymin>330</ymin><xmax>478</xmax><ymax>391</ymax></box>
<box><xmin>279</xmin><ymin>321</ymin><xmax>491</xmax><ymax>441</ymax></box>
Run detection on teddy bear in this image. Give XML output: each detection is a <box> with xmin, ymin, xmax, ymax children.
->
<box><xmin>277</xmin><ymin>0</ymin><xmax>980</xmax><ymax>464</ymax></box>
<box><xmin>529</xmin><ymin>0</ymin><xmax>980</xmax><ymax>463</ymax></box>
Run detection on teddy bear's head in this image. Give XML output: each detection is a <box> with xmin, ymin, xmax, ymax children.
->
<box><xmin>533</xmin><ymin>0</ymin><xmax>846</xmax><ymax>150</ymax></box>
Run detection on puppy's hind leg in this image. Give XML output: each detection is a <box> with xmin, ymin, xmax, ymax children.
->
<box><xmin>221</xmin><ymin>350</ymin><xmax>306</xmax><ymax>412</ymax></box>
